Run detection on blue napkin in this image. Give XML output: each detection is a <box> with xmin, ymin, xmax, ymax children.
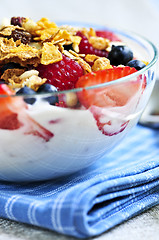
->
<box><xmin>0</xmin><ymin>125</ymin><xmax>159</xmax><ymax>238</ymax></box>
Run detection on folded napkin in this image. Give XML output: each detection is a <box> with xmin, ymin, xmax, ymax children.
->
<box><xmin>0</xmin><ymin>125</ymin><xmax>159</xmax><ymax>239</ymax></box>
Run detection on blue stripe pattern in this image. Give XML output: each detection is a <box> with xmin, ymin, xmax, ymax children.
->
<box><xmin>0</xmin><ymin>125</ymin><xmax>159</xmax><ymax>238</ymax></box>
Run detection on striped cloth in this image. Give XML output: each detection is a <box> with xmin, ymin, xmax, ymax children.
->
<box><xmin>0</xmin><ymin>125</ymin><xmax>159</xmax><ymax>238</ymax></box>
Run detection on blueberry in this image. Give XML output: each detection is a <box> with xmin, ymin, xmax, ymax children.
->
<box><xmin>37</xmin><ymin>84</ymin><xmax>58</xmax><ymax>105</ymax></box>
<box><xmin>1</xmin><ymin>62</ymin><xmax>23</xmax><ymax>75</ymax></box>
<box><xmin>63</xmin><ymin>44</ymin><xmax>73</xmax><ymax>51</ymax></box>
<box><xmin>16</xmin><ymin>86</ymin><xmax>36</xmax><ymax>105</ymax></box>
<box><xmin>108</xmin><ymin>45</ymin><xmax>133</xmax><ymax>66</ymax></box>
<box><xmin>126</xmin><ymin>59</ymin><xmax>146</xmax><ymax>70</ymax></box>
<box><xmin>0</xmin><ymin>80</ymin><xmax>5</xmax><ymax>84</ymax></box>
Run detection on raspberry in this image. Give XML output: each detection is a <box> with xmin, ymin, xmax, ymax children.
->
<box><xmin>96</xmin><ymin>30</ymin><xmax>121</xmax><ymax>42</ymax></box>
<box><xmin>37</xmin><ymin>55</ymin><xmax>84</xmax><ymax>91</ymax></box>
<box><xmin>76</xmin><ymin>31</ymin><xmax>108</xmax><ymax>57</ymax></box>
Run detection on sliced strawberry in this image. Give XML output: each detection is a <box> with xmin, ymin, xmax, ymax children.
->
<box><xmin>76</xmin><ymin>67</ymin><xmax>138</xmax><ymax>108</ymax></box>
<box><xmin>0</xmin><ymin>84</ymin><xmax>53</xmax><ymax>141</ymax></box>
<box><xmin>0</xmin><ymin>83</ymin><xmax>14</xmax><ymax>95</ymax></box>
<box><xmin>96</xmin><ymin>30</ymin><xmax>121</xmax><ymax>42</ymax></box>
<box><xmin>75</xmin><ymin>67</ymin><xmax>144</xmax><ymax>136</ymax></box>
<box><xmin>22</xmin><ymin>115</ymin><xmax>54</xmax><ymax>141</ymax></box>
<box><xmin>0</xmin><ymin>112</ymin><xmax>22</xmax><ymax>130</ymax></box>
<box><xmin>90</xmin><ymin>105</ymin><xmax>129</xmax><ymax>136</ymax></box>
<box><xmin>0</xmin><ymin>85</ymin><xmax>22</xmax><ymax>130</ymax></box>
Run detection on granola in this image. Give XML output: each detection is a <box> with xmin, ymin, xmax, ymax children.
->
<box><xmin>92</xmin><ymin>57</ymin><xmax>112</xmax><ymax>71</ymax></box>
<box><xmin>0</xmin><ymin>38</ymin><xmax>40</xmax><ymax>67</ymax></box>
<box><xmin>0</xmin><ymin>16</ymin><xmax>132</xmax><ymax>91</ymax></box>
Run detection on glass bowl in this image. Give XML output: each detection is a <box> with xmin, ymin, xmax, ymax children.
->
<box><xmin>0</xmin><ymin>24</ymin><xmax>158</xmax><ymax>182</ymax></box>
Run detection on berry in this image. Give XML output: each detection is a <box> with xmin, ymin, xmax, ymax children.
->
<box><xmin>37</xmin><ymin>83</ymin><xmax>58</xmax><ymax>105</ymax></box>
<box><xmin>90</xmin><ymin>105</ymin><xmax>129</xmax><ymax>136</ymax></box>
<box><xmin>37</xmin><ymin>55</ymin><xmax>84</xmax><ymax>91</ymax></box>
<box><xmin>0</xmin><ymin>80</ymin><xmax>5</xmax><ymax>84</ymax></box>
<box><xmin>1</xmin><ymin>62</ymin><xmax>23</xmax><ymax>75</ymax></box>
<box><xmin>0</xmin><ymin>84</ymin><xmax>53</xmax><ymax>141</ymax></box>
<box><xmin>76</xmin><ymin>67</ymin><xmax>139</xmax><ymax>136</ymax></box>
<box><xmin>0</xmin><ymin>83</ymin><xmax>15</xmax><ymax>96</ymax></box>
<box><xmin>76</xmin><ymin>31</ymin><xmax>108</xmax><ymax>57</ymax></box>
<box><xmin>76</xmin><ymin>66</ymin><xmax>137</xmax><ymax>108</ymax></box>
<box><xmin>16</xmin><ymin>86</ymin><xmax>36</xmax><ymax>105</ymax></box>
<box><xmin>96</xmin><ymin>30</ymin><xmax>121</xmax><ymax>41</ymax></box>
<box><xmin>63</xmin><ymin>44</ymin><xmax>73</xmax><ymax>51</ymax></box>
<box><xmin>0</xmin><ymin>84</ymin><xmax>23</xmax><ymax>130</ymax></box>
<box><xmin>108</xmin><ymin>45</ymin><xmax>133</xmax><ymax>66</ymax></box>
<box><xmin>11</xmin><ymin>17</ymin><xmax>24</xmax><ymax>27</ymax></box>
<box><xmin>126</xmin><ymin>59</ymin><xmax>146</xmax><ymax>70</ymax></box>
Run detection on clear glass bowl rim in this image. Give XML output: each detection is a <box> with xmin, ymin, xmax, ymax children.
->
<box><xmin>0</xmin><ymin>25</ymin><xmax>158</xmax><ymax>98</ymax></box>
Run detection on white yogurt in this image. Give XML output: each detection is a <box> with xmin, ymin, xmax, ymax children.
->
<box><xmin>0</xmin><ymin>86</ymin><xmax>145</xmax><ymax>182</ymax></box>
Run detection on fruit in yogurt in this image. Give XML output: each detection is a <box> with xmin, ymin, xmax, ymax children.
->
<box><xmin>76</xmin><ymin>66</ymin><xmax>138</xmax><ymax>108</ymax></box>
<box><xmin>0</xmin><ymin>84</ymin><xmax>53</xmax><ymax>141</ymax></box>
<box><xmin>75</xmin><ymin>66</ymin><xmax>140</xmax><ymax>135</ymax></box>
<box><xmin>0</xmin><ymin>16</ymin><xmax>147</xmax><ymax>138</ymax></box>
<box><xmin>16</xmin><ymin>86</ymin><xmax>36</xmax><ymax>105</ymax></box>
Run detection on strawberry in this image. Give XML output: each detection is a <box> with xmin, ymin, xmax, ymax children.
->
<box><xmin>75</xmin><ymin>67</ymin><xmax>144</xmax><ymax>136</ymax></box>
<box><xmin>0</xmin><ymin>85</ymin><xmax>22</xmax><ymax>130</ymax></box>
<box><xmin>76</xmin><ymin>67</ymin><xmax>138</xmax><ymax>108</ymax></box>
<box><xmin>89</xmin><ymin>105</ymin><xmax>129</xmax><ymax>136</ymax></box>
<box><xmin>0</xmin><ymin>84</ymin><xmax>53</xmax><ymax>141</ymax></box>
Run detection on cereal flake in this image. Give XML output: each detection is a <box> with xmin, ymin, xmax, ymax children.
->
<box><xmin>78</xmin><ymin>58</ymin><xmax>92</xmax><ymax>73</ymax></box>
<box><xmin>7</xmin><ymin>69</ymin><xmax>47</xmax><ymax>91</ymax></box>
<box><xmin>92</xmin><ymin>57</ymin><xmax>113</xmax><ymax>71</ymax></box>
<box><xmin>34</xmin><ymin>18</ymin><xmax>59</xmax><ymax>41</ymax></box>
<box><xmin>1</xmin><ymin>68</ymin><xmax>25</xmax><ymax>83</ymax></box>
<box><xmin>85</xmin><ymin>54</ymin><xmax>98</xmax><ymax>63</ymax></box>
<box><xmin>41</xmin><ymin>42</ymin><xmax>62</xmax><ymax>65</ymax></box>
<box><xmin>89</xmin><ymin>36</ymin><xmax>110</xmax><ymax>50</ymax></box>
<box><xmin>0</xmin><ymin>38</ymin><xmax>40</xmax><ymax>66</ymax></box>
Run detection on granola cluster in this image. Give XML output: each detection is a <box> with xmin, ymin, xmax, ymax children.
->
<box><xmin>0</xmin><ymin>17</ymin><xmax>114</xmax><ymax>90</ymax></box>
